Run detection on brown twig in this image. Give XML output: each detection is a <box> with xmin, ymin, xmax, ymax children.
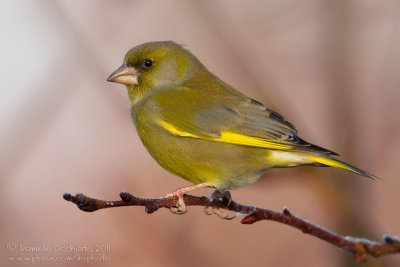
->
<box><xmin>63</xmin><ymin>191</ymin><xmax>400</xmax><ymax>262</ymax></box>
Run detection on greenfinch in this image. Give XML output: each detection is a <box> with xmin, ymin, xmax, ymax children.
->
<box><xmin>107</xmin><ymin>41</ymin><xmax>377</xmax><ymax>212</ymax></box>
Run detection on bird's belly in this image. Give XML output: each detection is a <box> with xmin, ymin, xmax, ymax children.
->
<box><xmin>135</xmin><ymin>122</ymin><xmax>270</xmax><ymax>190</ymax></box>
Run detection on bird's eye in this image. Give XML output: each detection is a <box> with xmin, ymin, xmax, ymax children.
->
<box><xmin>144</xmin><ymin>59</ymin><xmax>153</xmax><ymax>68</ymax></box>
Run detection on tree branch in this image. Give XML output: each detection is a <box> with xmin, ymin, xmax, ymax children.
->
<box><xmin>63</xmin><ymin>191</ymin><xmax>400</xmax><ymax>262</ymax></box>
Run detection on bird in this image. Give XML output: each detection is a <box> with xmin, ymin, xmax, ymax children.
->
<box><xmin>107</xmin><ymin>41</ymin><xmax>377</xmax><ymax>213</ymax></box>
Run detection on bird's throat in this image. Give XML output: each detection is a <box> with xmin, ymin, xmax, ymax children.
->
<box><xmin>127</xmin><ymin>85</ymin><xmax>144</xmax><ymax>105</ymax></box>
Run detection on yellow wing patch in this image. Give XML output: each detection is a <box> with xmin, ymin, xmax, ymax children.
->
<box><xmin>216</xmin><ymin>131</ymin><xmax>291</xmax><ymax>150</ymax></box>
<box><xmin>157</xmin><ymin>119</ymin><xmax>292</xmax><ymax>150</ymax></box>
<box><xmin>157</xmin><ymin>120</ymin><xmax>200</xmax><ymax>138</ymax></box>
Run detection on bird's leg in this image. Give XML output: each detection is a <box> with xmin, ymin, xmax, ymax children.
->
<box><xmin>167</xmin><ymin>182</ymin><xmax>211</xmax><ymax>214</ymax></box>
<box><xmin>204</xmin><ymin>190</ymin><xmax>236</xmax><ymax>220</ymax></box>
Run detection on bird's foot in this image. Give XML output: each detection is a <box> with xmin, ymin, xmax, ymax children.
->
<box><xmin>204</xmin><ymin>190</ymin><xmax>236</xmax><ymax>220</ymax></box>
<box><xmin>166</xmin><ymin>188</ymin><xmax>188</xmax><ymax>215</ymax></box>
<box><xmin>166</xmin><ymin>182</ymin><xmax>211</xmax><ymax>215</ymax></box>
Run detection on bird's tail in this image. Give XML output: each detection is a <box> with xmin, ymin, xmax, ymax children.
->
<box><xmin>306</xmin><ymin>154</ymin><xmax>378</xmax><ymax>180</ymax></box>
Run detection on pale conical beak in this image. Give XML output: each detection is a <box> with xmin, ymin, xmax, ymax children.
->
<box><xmin>107</xmin><ymin>63</ymin><xmax>139</xmax><ymax>85</ymax></box>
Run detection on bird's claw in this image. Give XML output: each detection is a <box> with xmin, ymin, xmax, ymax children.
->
<box><xmin>167</xmin><ymin>188</ymin><xmax>188</xmax><ymax>215</ymax></box>
<box><xmin>203</xmin><ymin>206</ymin><xmax>236</xmax><ymax>220</ymax></box>
<box><xmin>203</xmin><ymin>190</ymin><xmax>236</xmax><ymax>220</ymax></box>
<box><xmin>169</xmin><ymin>206</ymin><xmax>188</xmax><ymax>215</ymax></box>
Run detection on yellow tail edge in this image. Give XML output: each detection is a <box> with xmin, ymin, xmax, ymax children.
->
<box><xmin>307</xmin><ymin>155</ymin><xmax>379</xmax><ymax>180</ymax></box>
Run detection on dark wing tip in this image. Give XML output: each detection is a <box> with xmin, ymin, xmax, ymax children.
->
<box><xmin>248</xmin><ymin>98</ymin><xmax>338</xmax><ymax>156</ymax></box>
<box><xmin>297</xmin><ymin>137</ymin><xmax>339</xmax><ymax>155</ymax></box>
<box><xmin>249</xmin><ymin>98</ymin><xmax>298</xmax><ymax>133</ymax></box>
<box><xmin>265</xmin><ymin>108</ymin><xmax>297</xmax><ymax>132</ymax></box>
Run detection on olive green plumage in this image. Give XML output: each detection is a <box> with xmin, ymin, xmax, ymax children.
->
<box><xmin>107</xmin><ymin>41</ymin><xmax>377</xmax><ymax>191</ymax></box>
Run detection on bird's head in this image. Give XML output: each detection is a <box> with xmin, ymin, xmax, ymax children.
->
<box><xmin>107</xmin><ymin>41</ymin><xmax>201</xmax><ymax>99</ymax></box>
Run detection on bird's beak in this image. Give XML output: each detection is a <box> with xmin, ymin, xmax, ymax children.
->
<box><xmin>107</xmin><ymin>63</ymin><xmax>139</xmax><ymax>85</ymax></box>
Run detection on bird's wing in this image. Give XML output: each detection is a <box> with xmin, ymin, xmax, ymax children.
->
<box><xmin>147</xmin><ymin>87</ymin><xmax>337</xmax><ymax>155</ymax></box>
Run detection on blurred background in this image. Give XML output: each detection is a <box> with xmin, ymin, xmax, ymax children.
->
<box><xmin>1</xmin><ymin>0</ymin><xmax>400</xmax><ymax>266</ymax></box>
